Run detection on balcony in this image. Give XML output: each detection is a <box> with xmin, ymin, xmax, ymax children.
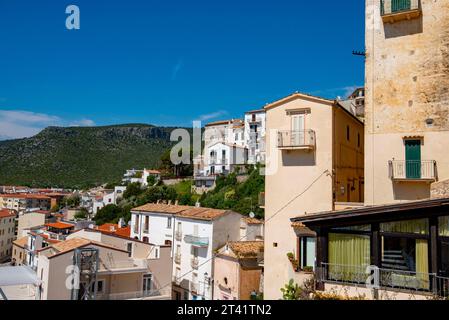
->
<box><xmin>191</xmin><ymin>257</ymin><xmax>199</xmax><ymax>269</ymax></box>
<box><xmin>389</xmin><ymin>160</ymin><xmax>436</xmax><ymax>182</ymax></box>
<box><xmin>175</xmin><ymin>230</ymin><xmax>182</xmax><ymax>241</ymax></box>
<box><xmin>175</xmin><ymin>253</ymin><xmax>181</xmax><ymax>265</ymax></box>
<box><xmin>381</xmin><ymin>0</ymin><xmax>421</xmax><ymax>23</ymax></box>
<box><xmin>277</xmin><ymin>130</ymin><xmax>316</xmax><ymax>150</ymax></box>
<box><xmin>184</xmin><ymin>235</ymin><xmax>209</xmax><ymax>247</ymax></box>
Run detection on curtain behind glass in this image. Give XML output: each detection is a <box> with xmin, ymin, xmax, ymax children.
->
<box><xmin>381</xmin><ymin>218</ymin><xmax>428</xmax><ymax>235</ymax></box>
<box><xmin>415</xmin><ymin>239</ymin><xmax>429</xmax><ymax>290</ymax></box>
<box><xmin>439</xmin><ymin>216</ymin><xmax>449</xmax><ymax>237</ymax></box>
<box><xmin>328</xmin><ymin>233</ymin><xmax>370</xmax><ymax>282</ymax></box>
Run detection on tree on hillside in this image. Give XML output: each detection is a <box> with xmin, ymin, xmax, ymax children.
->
<box><xmin>93</xmin><ymin>204</ymin><xmax>127</xmax><ymax>226</ymax></box>
<box><xmin>123</xmin><ymin>182</ymin><xmax>144</xmax><ymax>199</ymax></box>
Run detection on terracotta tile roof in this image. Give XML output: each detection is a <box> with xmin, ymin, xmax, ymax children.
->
<box><xmin>95</xmin><ymin>224</ymin><xmax>131</xmax><ymax>238</ymax></box>
<box><xmin>13</xmin><ymin>237</ymin><xmax>28</xmax><ymax>248</ymax></box>
<box><xmin>291</xmin><ymin>222</ymin><xmax>306</xmax><ymax>229</ymax></box>
<box><xmin>133</xmin><ymin>203</ymin><xmax>234</xmax><ymax>221</ymax></box>
<box><xmin>228</xmin><ymin>241</ymin><xmax>264</xmax><ymax>258</ymax></box>
<box><xmin>145</xmin><ymin>169</ymin><xmax>161</xmax><ymax>174</ymax></box>
<box><xmin>46</xmin><ymin>222</ymin><xmax>74</xmax><ymax>229</ymax></box>
<box><xmin>47</xmin><ymin>237</ymin><xmax>125</xmax><ymax>257</ymax></box>
<box><xmin>0</xmin><ymin>209</ymin><xmax>16</xmax><ymax>219</ymax></box>
<box><xmin>51</xmin><ymin>238</ymin><xmax>91</xmax><ymax>254</ymax></box>
<box><xmin>243</xmin><ymin>217</ymin><xmax>264</xmax><ymax>225</ymax></box>
<box><xmin>0</xmin><ymin>193</ymin><xmax>51</xmax><ymax>200</ymax></box>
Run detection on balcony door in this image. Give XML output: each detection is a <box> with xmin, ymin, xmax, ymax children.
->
<box><xmin>291</xmin><ymin>114</ymin><xmax>305</xmax><ymax>146</ymax></box>
<box><xmin>405</xmin><ymin>140</ymin><xmax>421</xmax><ymax>179</ymax></box>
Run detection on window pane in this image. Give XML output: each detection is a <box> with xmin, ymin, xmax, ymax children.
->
<box><xmin>328</xmin><ymin>233</ymin><xmax>370</xmax><ymax>282</ymax></box>
<box><xmin>381</xmin><ymin>237</ymin><xmax>429</xmax><ymax>290</ymax></box>
<box><xmin>439</xmin><ymin>216</ymin><xmax>449</xmax><ymax>237</ymax></box>
<box><xmin>381</xmin><ymin>218</ymin><xmax>428</xmax><ymax>235</ymax></box>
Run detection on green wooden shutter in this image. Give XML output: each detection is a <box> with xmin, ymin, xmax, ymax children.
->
<box><xmin>405</xmin><ymin>140</ymin><xmax>421</xmax><ymax>179</ymax></box>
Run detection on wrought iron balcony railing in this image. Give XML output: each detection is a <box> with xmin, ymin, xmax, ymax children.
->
<box><xmin>277</xmin><ymin>130</ymin><xmax>316</xmax><ymax>150</ymax></box>
<box><xmin>389</xmin><ymin>160</ymin><xmax>436</xmax><ymax>181</ymax></box>
<box><xmin>184</xmin><ymin>235</ymin><xmax>209</xmax><ymax>247</ymax></box>
<box><xmin>381</xmin><ymin>0</ymin><xmax>421</xmax><ymax>23</ymax></box>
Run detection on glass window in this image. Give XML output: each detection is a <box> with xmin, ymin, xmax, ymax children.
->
<box><xmin>439</xmin><ymin>216</ymin><xmax>449</xmax><ymax>237</ymax></box>
<box><xmin>381</xmin><ymin>218</ymin><xmax>428</xmax><ymax>235</ymax></box>
<box><xmin>328</xmin><ymin>233</ymin><xmax>370</xmax><ymax>282</ymax></box>
<box><xmin>381</xmin><ymin>237</ymin><xmax>429</xmax><ymax>290</ymax></box>
<box><xmin>300</xmin><ymin>237</ymin><xmax>316</xmax><ymax>270</ymax></box>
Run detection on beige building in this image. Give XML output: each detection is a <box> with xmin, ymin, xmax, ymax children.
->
<box><xmin>263</xmin><ymin>92</ymin><xmax>364</xmax><ymax>299</ymax></box>
<box><xmin>36</xmin><ymin>234</ymin><xmax>171</xmax><ymax>300</ymax></box>
<box><xmin>213</xmin><ymin>241</ymin><xmax>264</xmax><ymax>300</ymax></box>
<box><xmin>12</xmin><ymin>236</ymin><xmax>28</xmax><ymax>266</ymax></box>
<box><xmin>0</xmin><ymin>194</ymin><xmax>51</xmax><ymax>212</ymax></box>
<box><xmin>17</xmin><ymin>210</ymin><xmax>52</xmax><ymax>238</ymax></box>
<box><xmin>0</xmin><ymin>209</ymin><xmax>16</xmax><ymax>263</ymax></box>
<box><xmin>365</xmin><ymin>0</ymin><xmax>449</xmax><ymax>205</ymax></box>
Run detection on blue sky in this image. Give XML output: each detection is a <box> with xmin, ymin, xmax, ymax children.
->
<box><xmin>0</xmin><ymin>0</ymin><xmax>365</xmax><ymax>139</ymax></box>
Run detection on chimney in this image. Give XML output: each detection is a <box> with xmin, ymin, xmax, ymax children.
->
<box><xmin>174</xmin><ymin>200</ymin><xmax>179</xmax><ymax>206</ymax></box>
<box><xmin>168</xmin><ymin>200</ymin><xmax>172</xmax><ymax>205</ymax></box>
<box><xmin>195</xmin><ymin>201</ymin><xmax>201</xmax><ymax>208</ymax></box>
<box><xmin>118</xmin><ymin>218</ymin><xmax>125</xmax><ymax>228</ymax></box>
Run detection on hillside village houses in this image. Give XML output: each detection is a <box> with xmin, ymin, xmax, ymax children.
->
<box><xmin>193</xmin><ymin>112</ymin><xmax>267</xmax><ymax>193</ymax></box>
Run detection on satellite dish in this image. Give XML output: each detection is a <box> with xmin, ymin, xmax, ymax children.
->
<box><xmin>249</xmin><ymin>212</ymin><xmax>255</xmax><ymax>218</ymax></box>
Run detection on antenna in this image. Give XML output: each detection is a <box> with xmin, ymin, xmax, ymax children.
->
<box><xmin>352</xmin><ymin>50</ymin><xmax>366</xmax><ymax>57</ymax></box>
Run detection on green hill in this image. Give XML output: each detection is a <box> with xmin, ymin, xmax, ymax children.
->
<box><xmin>0</xmin><ymin>124</ymin><xmax>187</xmax><ymax>189</ymax></box>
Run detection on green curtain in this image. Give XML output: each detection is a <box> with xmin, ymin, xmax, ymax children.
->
<box><xmin>381</xmin><ymin>218</ymin><xmax>428</xmax><ymax>235</ymax></box>
<box><xmin>415</xmin><ymin>239</ymin><xmax>429</xmax><ymax>290</ymax></box>
<box><xmin>439</xmin><ymin>216</ymin><xmax>449</xmax><ymax>237</ymax></box>
<box><xmin>328</xmin><ymin>233</ymin><xmax>370</xmax><ymax>282</ymax></box>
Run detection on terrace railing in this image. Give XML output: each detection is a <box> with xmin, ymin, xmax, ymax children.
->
<box><xmin>277</xmin><ymin>130</ymin><xmax>316</xmax><ymax>149</ymax></box>
<box><xmin>389</xmin><ymin>160</ymin><xmax>436</xmax><ymax>181</ymax></box>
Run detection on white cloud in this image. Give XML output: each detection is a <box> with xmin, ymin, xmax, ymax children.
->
<box><xmin>171</xmin><ymin>58</ymin><xmax>184</xmax><ymax>80</ymax></box>
<box><xmin>310</xmin><ymin>85</ymin><xmax>362</xmax><ymax>99</ymax></box>
<box><xmin>0</xmin><ymin>109</ymin><xmax>96</xmax><ymax>139</ymax></box>
<box><xmin>69</xmin><ymin>119</ymin><xmax>96</xmax><ymax>127</ymax></box>
<box><xmin>196</xmin><ymin>110</ymin><xmax>229</xmax><ymax>122</ymax></box>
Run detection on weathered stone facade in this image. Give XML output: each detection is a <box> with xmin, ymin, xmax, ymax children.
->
<box><xmin>365</xmin><ymin>0</ymin><xmax>449</xmax><ymax>205</ymax></box>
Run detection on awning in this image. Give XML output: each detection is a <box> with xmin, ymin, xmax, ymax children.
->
<box><xmin>291</xmin><ymin>222</ymin><xmax>317</xmax><ymax>237</ymax></box>
<box><xmin>0</xmin><ymin>266</ymin><xmax>41</xmax><ymax>287</ymax></box>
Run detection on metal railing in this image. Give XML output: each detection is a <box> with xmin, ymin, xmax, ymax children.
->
<box><xmin>184</xmin><ymin>235</ymin><xmax>209</xmax><ymax>247</ymax></box>
<box><xmin>389</xmin><ymin>160</ymin><xmax>436</xmax><ymax>181</ymax></box>
<box><xmin>381</xmin><ymin>0</ymin><xmax>420</xmax><ymax>15</ymax></box>
<box><xmin>317</xmin><ymin>263</ymin><xmax>449</xmax><ymax>295</ymax></box>
<box><xmin>98</xmin><ymin>290</ymin><xmax>162</xmax><ymax>300</ymax></box>
<box><xmin>191</xmin><ymin>257</ymin><xmax>199</xmax><ymax>269</ymax></box>
<box><xmin>277</xmin><ymin>130</ymin><xmax>316</xmax><ymax>149</ymax></box>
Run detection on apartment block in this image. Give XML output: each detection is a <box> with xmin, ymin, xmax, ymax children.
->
<box><xmin>130</xmin><ymin>203</ymin><xmax>243</xmax><ymax>300</ymax></box>
<box><xmin>0</xmin><ymin>209</ymin><xmax>16</xmax><ymax>263</ymax></box>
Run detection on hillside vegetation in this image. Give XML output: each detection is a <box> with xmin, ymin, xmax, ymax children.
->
<box><xmin>0</xmin><ymin>124</ymin><xmax>186</xmax><ymax>188</ymax></box>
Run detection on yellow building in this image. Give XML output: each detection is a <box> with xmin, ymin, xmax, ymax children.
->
<box><xmin>263</xmin><ymin>92</ymin><xmax>364</xmax><ymax>299</ymax></box>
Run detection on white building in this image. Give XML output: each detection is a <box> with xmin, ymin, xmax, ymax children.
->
<box><xmin>244</xmin><ymin>109</ymin><xmax>266</xmax><ymax>164</ymax></box>
<box><xmin>130</xmin><ymin>203</ymin><xmax>243</xmax><ymax>300</ymax></box>
<box><xmin>0</xmin><ymin>209</ymin><xmax>16</xmax><ymax>263</ymax></box>
<box><xmin>122</xmin><ymin>169</ymin><xmax>161</xmax><ymax>187</ymax></box>
<box><xmin>204</xmin><ymin>142</ymin><xmax>248</xmax><ymax>176</ymax></box>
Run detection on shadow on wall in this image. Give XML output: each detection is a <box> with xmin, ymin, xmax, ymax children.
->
<box><xmin>384</xmin><ymin>16</ymin><xmax>423</xmax><ymax>39</ymax></box>
<box><xmin>393</xmin><ymin>182</ymin><xmax>430</xmax><ymax>201</ymax></box>
<box><xmin>282</xmin><ymin>151</ymin><xmax>316</xmax><ymax>167</ymax></box>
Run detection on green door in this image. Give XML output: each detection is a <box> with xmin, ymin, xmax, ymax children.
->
<box><xmin>405</xmin><ymin>140</ymin><xmax>421</xmax><ymax>179</ymax></box>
